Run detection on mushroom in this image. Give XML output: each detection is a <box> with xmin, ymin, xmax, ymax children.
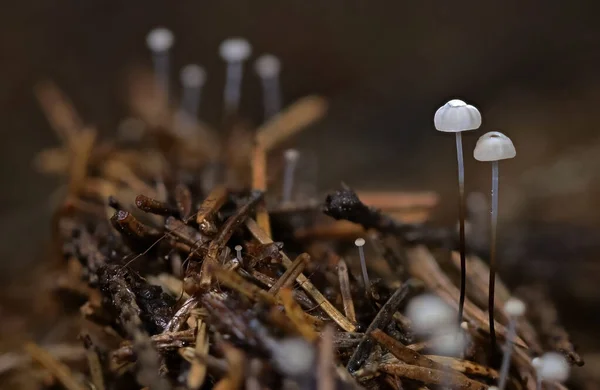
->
<box><xmin>534</xmin><ymin>353</ymin><xmax>570</xmax><ymax>384</ymax></box>
<box><xmin>498</xmin><ymin>298</ymin><xmax>526</xmax><ymax>390</ymax></box>
<box><xmin>146</xmin><ymin>28</ymin><xmax>175</xmax><ymax>100</ymax></box>
<box><xmin>179</xmin><ymin>64</ymin><xmax>206</xmax><ymax>122</ymax></box>
<box><xmin>354</xmin><ymin>238</ymin><xmax>370</xmax><ymax>294</ymax></box>
<box><xmin>434</xmin><ymin>98</ymin><xmax>482</xmax><ymax>322</ymax></box>
<box><xmin>473</xmin><ymin>130</ymin><xmax>516</xmax><ymax>350</ymax></box>
<box><xmin>234</xmin><ymin>244</ymin><xmax>243</xmax><ymax>265</ymax></box>
<box><xmin>219</xmin><ymin>38</ymin><xmax>252</xmax><ymax>117</ymax></box>
<box><xmin>281</xmin><ymin>149</ymin><xmax>300</xmax><ymax>204</ymax></box>
<box><xmin>254</xmin><ymin>54</ymin><xmax>282</xmax><ymax>120</ymax></box>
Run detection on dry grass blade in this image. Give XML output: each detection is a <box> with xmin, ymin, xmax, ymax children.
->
<box><xmin>355</xmin><ymin>191</ymin><xmax>439</xmax><ymax>210</ymax></box>
<box><xmin>24</xmin><ymin>342</ymin><xmax>87</xmax><ymax>390</ymax></box>
<box><xmin>196</xmin><ymin>186</ymin><xmax>228</xmax><ymax>232</ymax></box>
<box><xmin>269</xmin><ymin>253</ymin><xmax>310</xmax><ymax>295</ymax></box>
<box><xmin>251</xmin><ymin>143</ymin><xmax>272</xmax><ymax>237</ymax></box>
<box><xmin>406</xmin><ymin>245</ymin><xmax>526</xmax><ymax>347</ymax></box>
<box><xmin>317</xmin><ymin>326</ymin><xmax>336</xmax><ymax>390</ymax></box>
<box><xmin>188</xmin><ymin>320</ymin><xmax>209</xmax><ymax>389</ymax></box>
<box><xmin>246</xmin><ymin>218</ymin><xmax>356</xmax><ymax>332</ymax></box>
<box><xmin>425</xmin><ymin>355</ymin><xmax>499</xmax><ymax>380</ymax></box>
<box><xmin>255</xmin><ymin>95</ymin><xmax>328</xmax><ymax>151</ymax></box>
<box><xmin>337</xmin><ymin>259</ymin><xmax>357</xmax><ymax>324</ymax></box>
<box><xmin>370</xmin><ymin>329</ymin><xmax>445</xmax><ymax>371</ymax></box>
<box><xmin>34</xmin><ymin>81</ymin><xmax>84</xmax><ymax>143</ymax></box>
<box><xmin>280</xmin><ymin>287</ymin><xmax>319</xmax><ymax>342</ymax></box>
<box><xmin>378</xmin><ymin>362</ymin><xmax>486</xmax><ymax>390</ymax></box>
<box><xmin>295</xmin><ymin>220</ymin><xmax>365</xmax><ymax>241</ymax></box>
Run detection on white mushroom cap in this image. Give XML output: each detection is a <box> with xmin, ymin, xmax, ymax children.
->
<box><xmin>504</xmin><ymin>298</ymin><xmax>526</xmax><ymax>317</ymax></box>
<box><xmin>537</xmin><ymin>352</ymin><xmax>570</xmax><ymax>382</ymax></box>
<box><xmin>473</xmin><ymin>131</ymin><xmax>516</xmax><ymax>162</ymax></box>
<box><xmin>146</xmin><ymin>28</ymin><xmax>175</xmax><ymax>52</ymax></box>
<box><xmin>219</xmin><ymin>38</ymin><xmax>252</xmax><ymax>62</ymax></box>
<box><xmin>284</xmin><ymin>149</ymin><xmax>300</xmax><ymax>162</ymax></box>
<box><xmin>434</xmin><ymin>99</ymin><xmax>482</xmax><ymax>132</ymax></box>
<box><xmin>180</xmin><ymin>64</ymin><xmax>206</xmax><ymax>87</ymax></box>
<box><xmin>406</xmin><ymin>294</ymin><xmax>454</xmax><ymax>335</ymax></box>
<box><xmin>354</xmin><ymin>238</ymin><xmax>366</xmax><ymax>247</ymax></box>
<box><xmin>254</xmin><ymin>54</ymin><xmax>281</xmax><ymax>78</ymax></box>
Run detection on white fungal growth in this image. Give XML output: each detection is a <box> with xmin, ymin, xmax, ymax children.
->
<box><xmin>473</xmin><ymin>131</ymin><xmax>516</xmax><ymax>162</ymax></box>
<box><xmin>504</xmin><ymin>298</ymin><xmax>526</xmax><ymax>317</ymax></box>
<box><xmin>434</xmin><ymin>99</ymin><xmax>482</xmax><ymax>133</ymax></box>
<box><xmin>146</xmin><ymin>28</ymin><xmax>175</xmax><ymax>52</ymax></box>
<box><xmin>271</xmin><ymin>338</ymin><xmax>316</xmax><ymax>377</ymax></box>
<box><xmin>406</xmin><ymin>294</ymin><xmax>454</xmax><ymax>335</ymax></box>
<box><xmin>537</xmin><ymin>352</ymin><xmax>570</xmax><ymax>382</ymax></box>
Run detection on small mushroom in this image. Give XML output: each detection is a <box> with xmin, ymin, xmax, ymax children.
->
<box><xmin>281</xmin><ymin>149</ymin><xmax>300</xmax><ymax>204</ymax></box>
<box><xmin>254</xmin><ymin>54</ymin><xmax>282</xmax><ymax>120</ymax></box>
<box><xmin>179</xmin><ymin>64</ymin><xmax>206</xmax><ymax>122</ymax></box>
<box><xmin>434</xmin><ymin>98</ymin><xmax>482</xmax><ymax>323</ymax></box>
<box><xmin>498</xmin><ymin>298</ymin><xmax>526</xmax><ymax>390</ymax></box>
<box><xmin>146</xmin><ymin>27</ymin><xmax>175</xmax><ymax>100</ymax></box>
<box><xmin>354</xmin><ymin>238</ymin><xmax>370</xmax><ymax>294</ymax></box>
<box><xmin>219</xmin><ymin>38</ymin><xmax>252</xmax><ymax>117</ymax></box>
<box><xmin>473</xmin><ymin>131</ymin><xmax>516</xmax><ymax>351</ymax></box>
<box><xmin>535</xmin><ymin>352</ymin><xmax>570</xmax><ymax>383</ymax></box>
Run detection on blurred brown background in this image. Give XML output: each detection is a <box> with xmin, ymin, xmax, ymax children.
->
<box><xmin>1</xmin><ymin>0</ymin><xmax>600</xmax><ymax>381</ymax></box>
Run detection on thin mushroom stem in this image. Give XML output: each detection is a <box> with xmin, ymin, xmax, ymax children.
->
<box><xmin>498</xmin><ymin>314</ymin><xmax>515</xmax><ymax>390</ymax></box>
<box><xmin>455</xmin><ymin>131</ymin><xmax>467</xmax><ymax>324</ymax></box>
<box><xmin>489</xmin><ymin>160</ymin><xmax>499</xmax><ymax>352</ymax></box>
<box><xmin>355</xmin><ymin>238</ymin><xmax>370</xmax><ymax>295</ymax></box>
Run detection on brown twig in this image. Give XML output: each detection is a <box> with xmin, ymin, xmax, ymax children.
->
<box><xmin>196</xmin><ymin>186</ymin><xmax>228</xmax><ymax>234</ymax></box>
<box><xmin>370</xmin><ymin>329</ymin><xmax>445</xmax><ymax>371</ymax></box>
<box><xmin>378</xmin><ymin>362</ymin><xmax>486</xmax><ymax>390</ymax></box>
<box><xmin>255</xmin><ymin>95</ymin><xmax>328</xmax><ymax>152</ymax></box>
<box><xmin>346</xmin><ymin>280</ymin><xmax>418</xmax><ymax>372</ymax></box>
<box><xmin>200</xmin><ymin>190</ymin><xmax>263</xmax><ymax>286</ymax></box>
<box><xmin>337</xmin><ymin>259</ymin><xmax>357</xmax><ymax>324</ymax></box>
<box><xmin>425</xmin><ymin>355</ymin><xmax>499</xmax><ymax>380</ymax></box>
<box><xmin>246</xmin><ymin>218</ymin><xmax>356</xmax><ymax>332</ymax></box>
<box><xmin>187</xmin><ymin>319</ymin><xmax>209</xmax><ymax>389</ymax></box>
<box><xmin>268</xmin><ymin>253</ymin><xmax>310</xmax><ymax>295</ymax></box>
<box><xmin>280</xmin><ymin>287</ymin><xmax>319</xmax><ymax>341</ymax></box>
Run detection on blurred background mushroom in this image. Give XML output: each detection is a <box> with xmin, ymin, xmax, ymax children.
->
<box><xmin>2</xmin><ymin>0</ymin><xmax>600</xmax><ymax>384</ymax></box>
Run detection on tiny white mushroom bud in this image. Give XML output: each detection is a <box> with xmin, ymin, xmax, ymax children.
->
<box><xmin>406</xmin><ymin>294</ymin><xmax>454</xmax><ymax>335</ymax></box>
<box><xmin>146</xmin><ymin>27</ymin><xmax>175</xmax><ymax>52</ymax></box>
<box><xmin>474</xmin><ymin>131</ymin><xmax>516</xmax><ymax>162</ymax></box>
<box><xmin>219</xmin><ymin>38</ymin><xmax>252</xmax><ymax>117</ymax></box>
<box><xmin>504</xmin><ymin>298</ymin><xmax>526</xmax><ymax>317</ymax></box>
<box><xmin>234</xmin><ymin>245</ymin><xmax>243</xmax><ymax>263</ymax></box>
<box><xmin>434</xmin><ymin>99</ymin><xmax>482</xmax><ymax>132</ymax></box>
<box><xmin>354</xmin><ymin>238</ymin><xmax>370</xmax><ymax>293</ymax></box>
<box><xmin>146</xmin><ymin>27</ymin><xmax>175</xmax><ymax>101</ymax></box>
<box><xmin>254</xmin><ymin>54</ymin><xmax>281</xmax><ymax>78</ymax></box>
<box><xmin>538</xmin><ymin>352</ymin><xmax>570</xmax><ymax>382</ymax></box>
<box><xmin>255</xmin><ymin>54</ymin><xmax>282</xmax><ymax>119</ymax></box>
<box><xmin>219</xmin><ymin>38</ymin><xmax>252</xmax><ymax>62</ymax></box>
<box><xmin>180</xmin><ymin>64</ymin><xmax>206</xmax><ymax>88</ymax></box>
<box><xmin>281</xmin><ymin>149</ymin><xmax>300</xmax><ymax>204</ymax></box>
<box><xmin>179</xmin><ymin>64</ymin><xmax>207</xmax><ymax>123</ymax></box>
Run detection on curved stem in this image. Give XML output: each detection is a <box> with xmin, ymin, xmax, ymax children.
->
<box><xmin>489</xmin><ymin>160</ymin><xmax>499</xmax><ymax>353</ymax></box>
<box><xmin>455</xmin><ymin>132</ymin><xmax>466</xmax><ymax>323</ymax></box>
